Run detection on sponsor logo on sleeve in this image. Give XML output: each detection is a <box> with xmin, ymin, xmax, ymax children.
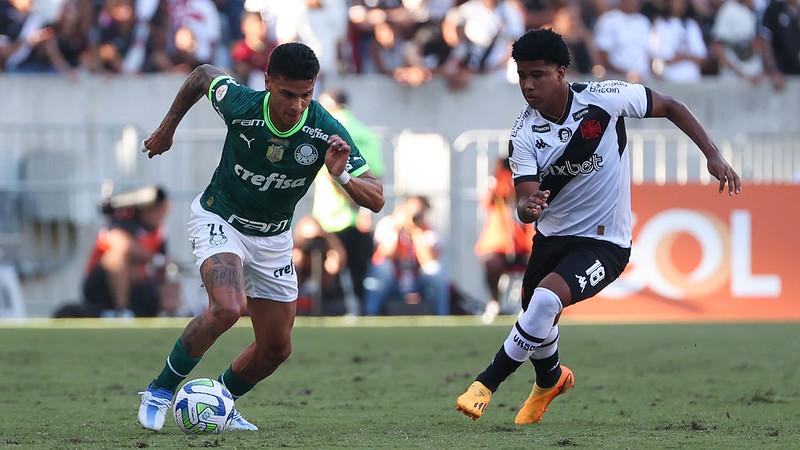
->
<box><xmin>589</xmin><ymin>81</ymin><xmax>627</xmax><ymax>94</ymax></box>
<box><xmin>215</xmin><ymin>84</ymin><xmax>228</xmax><ymax>102</ymax></box>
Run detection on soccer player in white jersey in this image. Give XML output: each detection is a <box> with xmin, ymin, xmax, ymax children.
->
<box><xmin>456</xmin><ymin>29</ymin><xmax>741</xmax><ymax>424</ymax></box>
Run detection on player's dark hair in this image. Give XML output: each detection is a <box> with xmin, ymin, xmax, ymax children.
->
<box><xmin>511</xmin><ymin>28</ymin><xmax>571</xmax><ymax>68</ymax></box>
<box><xmin>267</xmin><ymin>42</ymin><xmax>320</xmax><ymax>80</ymax></box>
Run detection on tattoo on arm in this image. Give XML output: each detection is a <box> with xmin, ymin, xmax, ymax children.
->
<box><xmin>163</xmin><ymin>64</ymin><xmax>230</xmax><ymax>129</ymax></box>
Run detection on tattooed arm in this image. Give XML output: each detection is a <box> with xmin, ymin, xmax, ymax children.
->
<box><xmin>143</xmin><ymin>64</ymin><xmax>230</xmax><ymax>159</ymax></box>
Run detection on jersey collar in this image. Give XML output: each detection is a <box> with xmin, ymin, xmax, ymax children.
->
<box><xmin>263</xmin><ymin>92</ymin><xmax>309</xmax><ymax>138</ymax></box>
<box><xmin>540</xmin><ymin>84</ymin><xmax>574</xmax><ymax>125</ymax></box>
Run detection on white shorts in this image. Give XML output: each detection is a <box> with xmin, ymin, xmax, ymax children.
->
<box><xmin>188</xmin><ymin>194</ymin><xmax>297</xmax><ymax>302</ymax></box>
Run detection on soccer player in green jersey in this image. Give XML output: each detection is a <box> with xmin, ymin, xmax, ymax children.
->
<box><xmin>137</xmin><ymin>42</ymin><xmax>384</xmax><ymax>431</ymax></box>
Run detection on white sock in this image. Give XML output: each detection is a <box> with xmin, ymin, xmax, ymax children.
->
<box><xmin>531</xmin><ymin>325</ymin><xmax>559</xmax><ymax>360</ymax></box>
<box><xmin>502</xmin><ymin>287</ymin><xmax>562</xmax><ymax>361</ymax></box>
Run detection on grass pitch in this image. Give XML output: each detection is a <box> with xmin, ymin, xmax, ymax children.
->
<box><xmin>1</xmin><ymin>320</ymin><xmax>798</xmax><ymax>449</ymax></box>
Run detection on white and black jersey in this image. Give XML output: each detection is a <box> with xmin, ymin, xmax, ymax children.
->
<box><xmin>508</xmin><ymin>80</ymin><xmax>653</xmax><ymax>248</ymax></box>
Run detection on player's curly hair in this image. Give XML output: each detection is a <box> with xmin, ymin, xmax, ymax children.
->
<box><xmin>511</xmin><ymin>28</ymin><xmax>571</xmax><ymax>68</ymax></box>
<box><xmin>267</xmin><ymin>42</ymin><xmax>320</xmax><ymax>80</ymax></box>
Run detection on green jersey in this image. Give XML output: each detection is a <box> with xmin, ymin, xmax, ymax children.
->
<box><xmin>200</xmin><ymin>76</ymin><xmax>370</xmax><ymax>236</ymax></box>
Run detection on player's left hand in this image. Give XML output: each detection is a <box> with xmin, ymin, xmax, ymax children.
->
<box><xmin>707</xmin><ymin>154</ymin><xmax>742</xmax><ymax>196</ymax></box>
<box><xmin>325</xmin><ymin>134</ymin><xmax>350</xmax><ymax>176</ymax></box>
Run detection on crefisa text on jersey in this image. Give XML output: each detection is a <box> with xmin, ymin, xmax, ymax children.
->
<box><xmin>233</xmin><ymin>164</ymin><xmax>307</xmax><ymax>190</ymax></box>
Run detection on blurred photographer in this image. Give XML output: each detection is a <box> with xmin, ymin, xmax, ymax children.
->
<box><xmin>80</xmin><ymin>185</ymin><xmax>180</xmax><ymax>317</ymax></box>
<box><xmin>364</xmin><ymin>196</ymin><xmax>449</xmax><ymax>315</ymax></box>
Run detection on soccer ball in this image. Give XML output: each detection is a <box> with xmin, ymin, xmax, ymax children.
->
<box><xmin>173</xmin><ymin>378</ymin><xmax>235</xmax><ymax>434</ymax></box>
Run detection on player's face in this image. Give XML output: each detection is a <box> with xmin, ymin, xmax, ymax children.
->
<box><xmin>516</xmin><ymin>60</ymin><xmax>566</xmax><ymax>111</ymax></box>
<box><xmin>265</xmin><ymin>74</ymin><xmax>316</xmax><ymax>129</ymax></box>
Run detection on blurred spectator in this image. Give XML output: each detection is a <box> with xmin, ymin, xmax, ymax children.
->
<box><xmin>369</xmin><ymin>18</ymin><xmax>407</xmax><ymax>74</ymax></box>
<box><xmin>368</xmin><ymin>17</ymin><xmax>433</xmax><ymax>85</ymax></box>
<box><xmin>293</xmin><ymin>216</ymin><xmax>352</xmax><ymax>316</ymax></box>
<box><xmin>230</xmin><ymin>10</ymin><xmax>275</xmax><ymax>86</ymax></box>
<box><xmin>594</xmin><ymin>0</ymin><xmax>652</xmax><ymax>81</ymax></box>
<box><xmin>70</xmin><ymin>186</ymin><xmax>181</xmax><ymax>317</ymax></box>
<box><xmin>259</xmin><ymin>0</ymin><xmax>348</xmax><ymax>88</ymax></box>
<box><xmin>6</xmin><ymin>0</ymin><xmax>93</xmax><ymax>77</ymax></box>
<box><xmin>312</xmin><ymin>88</ymin><xmax>384</xmax><ymax>313</ymax></box>
<box><xmin>166</xmin><ymin>0</ymin><xmax>220</xmax><ymax>67</ymax></box>
<box><xmin>711</xmin><ymin>0</ymin><xmax>777</xmax><ymax>86</ymax></box>
<box><xmin>649</xmin><ymin>0</ymin><xmax>708</xmax><ymax>82</ymax></box>
<box><xmin>214</xmin><ymin>0</ymin><xmax>244</xmax><ymax>44</ymax></box>
<box><xmin>441</xmin><ymin>0</ymin><xmax>525</xmax><ymax>88</ymax></box>
<box><xmin>548</xmin><ymin>0</ymin><xmax>598</xmax><ymax>75</ymax></box>
<box><xmin>96</xmin><ymin>0</ymin><xmax>137</xmax><ymax>73</ymax></box>
<box><xmin>0</xmin><ymin>0</ymin><xmax>48</xmax><ymax>71</ymax></box>
<box><xmin>474</xmin><ymin>158</ymin><xmax>533</xmax><ymax>323</ymax></box>
<box><xmin>524</xmin><ymin>0</ymin><xmax>556</xmax><ymax>30</ymax></box>
<box><xmin>364</xmin><ymin>196</ymin><xmax>449</xmax><ymax>316</ymax></box>
<box><xmin>761</xmin><ymin>0</ymin><xmax>800</xmax><ymax>75</ymax></box>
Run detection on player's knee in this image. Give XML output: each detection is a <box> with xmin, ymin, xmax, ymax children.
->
<box><xmin>530</xmin><ymin>287</ymin><xmax>562</xmax><ymax>317</ymax></box>
<box><xmin>209</xmin><ymin>302</ymin><xmax>243</xmax><ymax>328</ymax></box>
<box><xmin>257</xmin><ymin>340</ymin><xmax>292</xmax><ymax>366</ymax></box>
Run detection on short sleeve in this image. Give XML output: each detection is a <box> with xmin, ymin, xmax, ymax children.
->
<box><xmin>587</xmin><ymin>80</ymin><xmax>652</xmax><ymax>119</ymax></box>
<box><xmin>207</xmin><ymin>76</ymin><xmax>257</xmax><ymax>124</ymax></box>
<box><xmin>508</xmin><ymin>108</ymin><xmax>539</xmax><ymax>184</ymax></box>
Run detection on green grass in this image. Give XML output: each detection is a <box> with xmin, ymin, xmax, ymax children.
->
<box><xmin>1</xmin><ymin>321</ymin><xmax>799</xmax><ymax>448</ymax></box>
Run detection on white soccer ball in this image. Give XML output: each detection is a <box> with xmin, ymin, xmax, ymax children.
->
<box><xmin>173</xmin><ymin>378</ymin><xmax>235</xmax><ymax>434</ymax></box>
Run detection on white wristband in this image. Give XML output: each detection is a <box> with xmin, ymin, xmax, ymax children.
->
<box><xmin>334</xmin><ymin>171</ymin><xmax>351</xmax><ymax>185</ymax></box>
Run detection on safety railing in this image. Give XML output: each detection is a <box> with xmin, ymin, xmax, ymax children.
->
<box><xmin>2</xmin><ymin>123</ymin><xmax>798</xmax><ymax>315</ymax></box>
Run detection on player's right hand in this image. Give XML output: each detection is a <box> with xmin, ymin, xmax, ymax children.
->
<box><xmin>142</xmin><ymin>128</ymin><xmax>174</xmax><ymax>159</ymax></box>
<box><xmin>525</xmin><ymin>190</ymin><xmax>550</xmax><ymax>220</ymax></box>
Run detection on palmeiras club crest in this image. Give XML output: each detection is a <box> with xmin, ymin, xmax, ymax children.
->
<box><xmin>295</xmin><ymin>144</ymin><xmax>318</xmax><ymax>165</ymax></box>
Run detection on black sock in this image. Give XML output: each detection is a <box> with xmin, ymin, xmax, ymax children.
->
<box><xmin>530</xmin><ymin>350</ymin><xmax>561</xmax><ymax>388</ymax></box>
<box><xmin>475</xmin><ymin>346</ymin><xmax>524</xmax><ymax>392</ymax></box>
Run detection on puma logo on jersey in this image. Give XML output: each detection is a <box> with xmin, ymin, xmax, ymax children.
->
<box><xmin>234</xmin><ymin>164</ymin><xmax>307</xmax><ymax>191</ymax></box>
<box><xmin>239</xmin><ymin>133</ymin><xmax>255</xmax><ymax>149</ymax></box>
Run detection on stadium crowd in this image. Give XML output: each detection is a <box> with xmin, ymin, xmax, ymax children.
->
<box><xmin>1</xmin><ymin>0</ymin><xmax>798</xmax><ymax>87</ymax></box>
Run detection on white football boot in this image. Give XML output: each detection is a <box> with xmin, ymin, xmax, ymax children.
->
<box><xmin>137</xmin><ymin>385</ymin><xmax>174</xmax><ymax>431</ymax></box>
<box><xmin>227</xmin><ymin>407</ymin><xmax>259</xmax><ymax>431</ymax></box>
